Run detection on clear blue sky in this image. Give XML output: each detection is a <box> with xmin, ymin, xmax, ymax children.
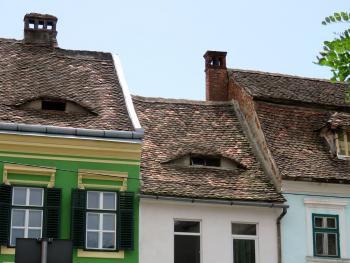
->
<box><xmin>0</xmin><ymin>1</ymin><xmax>348</xmax><ymax>100</ymax></box>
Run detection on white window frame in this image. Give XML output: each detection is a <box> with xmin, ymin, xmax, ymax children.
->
<box><xmin>232</xmin><ymin>222</ymin><xmax>259</xmax><ymax>263</ymax></box>
<box><xmin>85</xmin><ymin>191</ymin><xmax>117</xmax><ymax>250</ymax></box>
<box><xmin>10</xmin><ymin>187</ymin><xmax>44</xmax><ymax>246</ymax></box>
<box><xmin>173</xmin><ymin>219</ymin><xmax>201</xmax><ymax>263</ymax></box>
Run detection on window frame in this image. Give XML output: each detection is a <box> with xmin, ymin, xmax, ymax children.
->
<box><xmin>85</xmin><ymin>191</ymin><xmax>118</xmax><ymax>251</ymax></box>
<box><xmin>173</xmin><ymin>219</ymin><xmax>201</xmax><ymax>263</ymax></box>
<box><xmin>312</xmin><ymin>213</ymin><xmax>340</xmax><ymax>258</ymax></box>
<box><xmin>231</xmin><ymin>222</ymin><xmax>259</xmax><ymax>263</ymax></box>
<box><xmin>10</xmin><ymin>186</ymin><xmax>44</xmax><ymax>247</ymax></box>
<box><xmin>336</xmin><ymin>129</ymin><xmax>350</xmax><ymax>158</ymax></box>
<box><xmin>189</xmin><ymin>155</ymin><xmax>221</xmax><ymax>168</ymax></box>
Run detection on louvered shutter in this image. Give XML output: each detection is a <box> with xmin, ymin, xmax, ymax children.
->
<box><xmin>44</xmin><ymin>188</ymin><xmax>62</xmax><ymax>239</ymax></box>
<box><xmin>71</xmin><ymin>189</ymin><xmax>86</xmax><ymax>248</ymax></box>
<box><xmin>0</xmin><ymin>184</ymin><xmax>12</xmax><ymax>245</ymax></box>
<box><xmin>118</xmin><ymin>191</ymin><xmax>134</xmax><ymax>250</ymax></box>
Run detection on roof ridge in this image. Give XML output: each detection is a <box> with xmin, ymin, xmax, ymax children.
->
<box><xmin>229</xmin><ymin>68</ymin><xmax>346</xmax><ymax>86</ymax></box>
<box><xmin>132</xmin><ymin>95</ymin><xmax>233</xmax><ymax>106</ymax></box>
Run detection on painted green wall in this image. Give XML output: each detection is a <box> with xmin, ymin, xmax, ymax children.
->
<box><xmin>0</xmin><ymin>148</ymin><xmax>140</xmax><ymax>263</ymax></box>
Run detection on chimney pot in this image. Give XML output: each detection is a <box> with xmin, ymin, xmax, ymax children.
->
<box><xmin>23</xmin><ymin>13</ymin><xmax>58</xmax><ymax>47</ymax></box>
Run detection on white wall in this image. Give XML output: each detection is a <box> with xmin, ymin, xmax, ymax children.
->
<box><xmin>140</xmin><ymin>199</ymin><xmax>282</xmax><ymax>263</ymax></box>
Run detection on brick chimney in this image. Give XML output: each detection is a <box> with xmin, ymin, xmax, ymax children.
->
<box><xmin>23</xmin><ymin>13</ymin><xmax>58</xmax><ymax>47</ymax></box>
<box><xmin>204</xmin><ymin>51</ymin><xmax>229</xmax><ymax>101</ymax></box>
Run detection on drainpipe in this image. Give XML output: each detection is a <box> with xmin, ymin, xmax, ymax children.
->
<box><xmin>277</xmin><ymin>207</ymin><xmax>287</xmax><ymax>263</ymax></box>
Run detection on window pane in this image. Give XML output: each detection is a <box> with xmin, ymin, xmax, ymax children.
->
<box><xmin>86</xmin><ymin>231</ymin><xmax>99</xmax><ymax>248</ymax></box>
<box><xmin>328</xmin><ymin>233</ymin><xmax>338</xmax><ymax>256</ymax></box>
<box><xmin>87</xmin><ymin>213</ymin><xmax>99</xmax><ymax>230</ymax></box>
<box><xmin>338</xmin><ymin>131</ymin><xmax>346</xmax><ymax>155</ymax></box>
<box><xmin>314</xmin><ymin>217</ymin><xmax>323</xmax><ymax>228</ymax></box>
<box><xmin>28</xmin><ymin>229</ymin><xmax>41</xmax><ymax>239</ymax></box>
<box><xmin>87</xmin><ymin>192</ymin><xmax>99</xmax><ymax>209</ymax></box>
<box><xmin>315</xmin><ymin>233</ymin><xmax>324</xmax><ymax>255</ymax></box>
<box><xmin>327</xmin><ymin>218</ymin><xmax>336</xmax><ymax>229</ymax></box>
<box><xmin>232</xmin><ymin>224</ymin><xmax>256</xmax><ymax>235</ymax></box>
<box><xmin>29</xmin><ymin>188</ymin><xmax>43</xmax><ymax>206</ymax></box>
<box><xmin>233</xmin><ymin>239</ymin><xmax>255</xmax><ymax>263</ymax></box>
<box><xmin>28</xmin><ymin>210</ymin><xmax>42</xmax><ymax>228</ymax></box>
<box><xmin>13</xmin><ymin>187</ymin><xmax>26</xmax><ymax>206</ymax></box>
<box><xmin>174</xmin><ymin>221</ymin><xmax>200</xmax><ymax>233</ymax></box>
<box><xmin>190</xmin><ymin>157</ymin><xmax>205</xmax><ymax>166</ymax></box>
<box><xmin>102</xmin><ymin>232</ymin><xmax>115</xmax><ymax>249</ymax></box>
<box><xmin>11</xmin><ymin>229</ymin><xmax>24</xmax><ymax>246</ymax></box>
<box><xmin>12</xmin><ymin>210</ymin><xmax>25</xmax><ymax>227</ymax></box>
<box><xmin>174</xmin><ymin>235</ymin><xmax>200</xmax><ymax>263</ymax></box>
<box><xmin>103</xmin><ymin>214</ymin><xmax>115</xmax><ymax>231</ymax></box>
<box><xmin>103</xmin><ymin>193</ymin><xmax>116</xmax><ymax>210</ymax></box>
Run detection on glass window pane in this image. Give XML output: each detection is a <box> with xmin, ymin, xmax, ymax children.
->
<box><xmin>174</xmin><ymin>221</ymin><xmax>200</xmax><ymax>233</ymax></box>
<box><xmin>232</xmin><ymin>224</ymin><xmax>257</xmax><ymax>235</ymax></box>
<box><xmin>103</xmin><ymin>214</ymin><xmax>115</xmax><ymax>231</ymax></box>
<box><xmin>12</xmin><ymin>210</ymin><xmax>25</xmax><ymax>227</ymax></box>
<box><xmin>233</xmin><ymin>239</ymin><xmax>256</xmax><ymax>263</ymax></box>
<box><xmin>29</xmin><ymin>188</ymin><xmax>43</xmax><ymax>206</ymax></box>
<box><xmin>103</xmin><ymin>193</ymin><xmax>116</xmax><ymax>210</ymax></box>
<box><xmin>86</xmin><ymin>231</ymin><xmax>99</xmax><ymax>248</ymax></box>
<box><xmin>315</xmin><ymin>233</ymin><xmax>324</xmax><ymax>255</ymax></box>
<box><xmin>28</xmin><ymin>210</ymin><xmax>42</xmax><ymax>228</ymax></box>
<box><xmin>328</xmin><ymin>233</ymin><xmax>338</xmax><ymax>256</ymax></box>
<box><xmin>87</xmin><ymin>192</ymin><xmax>100</xmax><ymax>209</ymax></box>
<box><xmin>174</xmin><ymin>235</ymin><xmax>200</xmax><ymax>263</ymax></box>
<box><xmin>338</xmin><ymin>131</ymin><xmax>346</xmax><ymax>155</ymax></box>
<box><xmin>28</xmin><ymin>229</ymin><xmax>41</xmax><ymax>239</ymax></box>
<box><xmin>87</xmin><ymin>213</ymin><xmax>99</xmax><ymax>230</ymax></box>
<box><xmin>102</xmin><ymin>232</ymin><xmax>115</xmax><ymax>249</ymax></box>
<box><xmin>11</xmin><ymin>229</ymin><xmax>24</xmax><ymax>246</ymax></box>
<box><xmin>327</xmin><ymin>218</ymin><xmax>336</xmax><ymax>228</ymax></box>
<box><xmin>314</xmin><ymin>217</ymin><xmax>323</xmax><ymax>228</ymax></box>
<box><xmin>13</xmin><ymin>187</ymin><xmax>27</xmax><ymax>206</ymax></box>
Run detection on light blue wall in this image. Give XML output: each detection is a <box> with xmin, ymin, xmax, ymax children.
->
<box><xmin>281</xmin><ymin>192</ymin><xmax>350</xmax><ymax>263</ymax></box>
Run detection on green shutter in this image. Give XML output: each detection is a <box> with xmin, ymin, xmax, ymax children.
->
<box><xmin>118</xmin><ymin>191</ymin><xmax>134</xmax><ymax>250</ymax></box>
<box><xmin>0</xmin><ymin>184</ymin><xmax>12</xmax><ymax>246</ymax></box>
<box><xmin>44</xmin><ymin>188</ymin><xmax>62</xmax><ymax>239</ymax></box>
<box><xmin>71</xmin><ymin>189</ymin><xmax>86</xmax><ymax>248</ymax></box>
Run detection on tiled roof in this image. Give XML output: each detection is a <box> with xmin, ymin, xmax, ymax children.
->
<box><xmin>229</xmin><ymin>69</ymin><xmax>350</xmax><ymax>108</ymax></box>
<box><xmin>133</xmin><ymin>96</ymin><xmax>284</xmax><ymax>202</ymax></box>
<box><xmin>0</xmin><ymin>38</ymin><xmax>133</xmax><ymax>131</ymax></box>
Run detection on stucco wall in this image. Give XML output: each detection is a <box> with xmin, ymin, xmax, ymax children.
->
<box><xmin>140</xmin><ymin>199</ymin><xmax>281</xmax><ymax>263</ymax></box>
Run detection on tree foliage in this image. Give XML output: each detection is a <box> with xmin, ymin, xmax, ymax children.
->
<box><xmin>316</xmin><ymin>12</ymin><xmax>350</xmax><ymax>93</ymax></box>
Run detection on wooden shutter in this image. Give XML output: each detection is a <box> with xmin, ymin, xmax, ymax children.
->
<box><xmin>71</xmin><ymin>189</ymin><xmax>86</xmax><ymax>248</ymax></box>
<box><xmin>44</xmin><ymin>188</ymin><xmax>62</xmax><ymax>239</ymax></box>
<box><xmin>0</xmin><ymin>184</ymin><xmax>12</xmax><ymax>245</ymax></box>
<box><xmin>118</xmin><ymin>191</ymin><xmax>134</xmax><ymax>250</ymax></box>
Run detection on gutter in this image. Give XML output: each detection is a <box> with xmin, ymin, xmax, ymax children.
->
<box><xmin>277</xmin><ymin>207</ymin><xmax>288</xmax><ymax>263</ymax></box>
<box><xmin>0</xmin><ymin>122</ymin><xmax>144</xmax><ymax>141</ymax></box>
<box><xmin>139</xmin><ymin>194</ymin><xmax>289</xmax><ymax>208</ymax></box>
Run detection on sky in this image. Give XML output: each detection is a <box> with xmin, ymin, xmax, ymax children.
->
<box><xmin>0</xmin><ymin>1</ymin><xmax>348</xmax><ymax>100</ymax></box>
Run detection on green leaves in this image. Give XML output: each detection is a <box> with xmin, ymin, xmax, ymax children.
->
<box><xmin>317</xmin><ymin>11</ymin><xmax>350</xmax><ymax>99</ymax></box>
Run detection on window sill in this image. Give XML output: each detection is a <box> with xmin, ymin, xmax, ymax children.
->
<box><xmin>306</xmin><ymin>256</ymin><xmax>350</xmax><ymax>263</ymax></box>
<box><xmin>77</xmin><ymin>249</ymin><xmax>124</xmax><ymax>259</ymax></box>
<box><xmin>0</xmin><ymin>246</ymin><xmax>15</xmax><ymax>255</ymax></box>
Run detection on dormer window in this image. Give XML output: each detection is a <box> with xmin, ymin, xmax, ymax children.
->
<box><xmin>41</xmin><ymin>100</ymin><xmax>66</xmax><ymax>111</ymax></box>
<box><xmin>336</xmin><ymin>129</ymin><xmax>350</xmax><ymax>157</ymax></box>
<box><xmin>190</xmin><ymin>156</ymin><xmax>221</xmax><ymax>167</ymax></box>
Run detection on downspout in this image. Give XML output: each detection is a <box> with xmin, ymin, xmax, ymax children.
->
<box><xmin>277</xmin><ymin>207</ymin><xmax>287</xmax><ymax>263</ymax></box>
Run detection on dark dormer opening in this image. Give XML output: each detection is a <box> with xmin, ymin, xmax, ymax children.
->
<box><xmin>190</xmin><ymin>156</ymin><xmax>221</xmax><ymax>167</ymax></box>
<box><xmin>41</xmin><ymin>100</ymin><xmax>66</xmax><ymax>111</ymax></box>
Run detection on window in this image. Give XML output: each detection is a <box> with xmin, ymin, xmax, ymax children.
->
<box><xmin>41</xmin><ymin>100</ymin><xmax>66</xmax><ymax>112</ymax></box>
<box><xmin>174</xmin><ymin>220</ymin><xmax>200</xmax><ymax>263</ymax></box>
<box><xmin>337</xmin><ymin>130</ymin><xmax>350</xmax><ymax>157</ymax></box>
<box><xmin>86</xmin><ymin>191</ymin><xmax>117</xmax><ymax>250</ymax></box>
<box><xmin>190</xmin><ymin>156</ymin><xmax>221</xmax><ymax>167</ymax></box>
<box><xmin>10</xmin><ymin>187</ymin><xmax>44</xmax><ymax>246</ymax></box>
<box><xmin>232</xmin><ymin>223</ymin><xmax>257</xmax><ymax>263</ymax></box>
<box><xmin>312</xmin><ymin>214</ymin><xmax>340</xmax><ymax>258</ymax></box>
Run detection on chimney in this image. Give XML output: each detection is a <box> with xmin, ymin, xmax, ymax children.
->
<box><xmin>23</xmin><ymin>13</ymin><xmax>58</xmax><ymax>47</ymax></box>
<box><xmin>204</xmin><ymin>51</ymin><xmax>228</xmax><ymax>101</ymax></box>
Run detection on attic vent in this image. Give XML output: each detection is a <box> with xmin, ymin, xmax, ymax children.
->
<box><xmin>190</xmin><ymin>156</ymin><xmax>221</xmax><ymax>167</ymax></box>
<box><xmin>42</xmin><ymin>100</ymin><xmax>66</xmax><ymax>111</ymax></box>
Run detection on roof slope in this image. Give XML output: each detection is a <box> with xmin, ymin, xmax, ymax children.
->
<box><xmin>133</xmin><ymin>96</ymin><xmax>284</xmax><ymax>202</ymax></box>
<box><xmin>0</xmin><ymin>38</ymin><xmax>133</xmax><ymax>131</ymax></box>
